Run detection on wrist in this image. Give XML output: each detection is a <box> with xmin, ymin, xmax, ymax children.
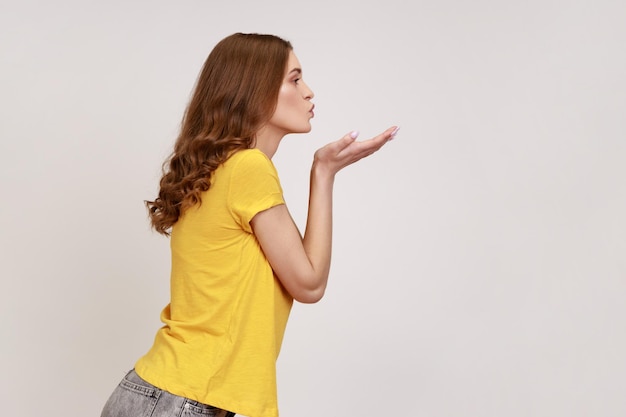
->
<box><xmin>311</xmin><ymin>160</ymin><xmax>336</xmax><ymax>183</ymax></box>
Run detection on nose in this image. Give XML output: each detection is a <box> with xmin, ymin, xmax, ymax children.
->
<box><xmin>302</xmin><ymin>81</ymin><xmax>314</xmax><ymax>100</ymax></box>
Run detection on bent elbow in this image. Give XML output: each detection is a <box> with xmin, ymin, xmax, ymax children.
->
<box><xmin>276</xmin><ymin>269</ymin><xmax>329</xmax><ymax>304</ymax></box>
<box><xmin>293</xmin><ymin>286</ymin><xmax>326</xmax><ymax>304</ymax></box>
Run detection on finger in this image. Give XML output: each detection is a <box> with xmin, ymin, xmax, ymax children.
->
<box><xmin>367</xmin><ymin>126</ymin><xmax>399</xmax><ymax>144</ymax></box>
<box><xmin>343</xmin><ymin>126</ymin><xmax>397</xmax><ymax>159</ymax></box>
<box><xmin>346</xmin><ymin>128</ymin><xmax>395</xmax><ymax>155</ymax></box>
<box><xmin>330</xmin><ymin>130</ymin><xmax>360</xmax><ymax>156</ymax></box>
<box><xmin>335</xmin><ymin>126</ymin><xmax>397</xmax><ymax>161</ymax></box>
<box><xmin>340</xmin><ymin>142</ymin><xmax>383</xmax><ymax>163</ymax></box>
<box><xmin>353</xmin><ymin>128</ymin><xmax>395</xmax><ymax>151</ymax></box>
<box><xmin>339</xmin><ymin>130</ymin><xmax>359</xmax><ymax>149</ymax></box>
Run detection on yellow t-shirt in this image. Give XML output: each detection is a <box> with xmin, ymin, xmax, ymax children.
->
<box><xmin>135</xmin><ymin>149</ymin><xmax>293</xmax><ymax>417</ymax></box>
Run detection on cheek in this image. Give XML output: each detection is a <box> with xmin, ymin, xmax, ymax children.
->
<box><xmin>281</xmin><ymin>91</ymin><xmax>298</xmax><ymax>107</ymax></box>
<box><xmin>275</xmin><ymin>92</ymin><xmax>298</xmax><ymax>116</ymax></box>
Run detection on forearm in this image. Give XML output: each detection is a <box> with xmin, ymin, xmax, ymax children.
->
<box><xmin>301</xmin><ymin>161</ymin><xmax>336</xmax><ymax>293</ymax></box>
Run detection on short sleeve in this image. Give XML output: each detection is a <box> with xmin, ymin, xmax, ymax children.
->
<box><xmin>228</xmin><ymin>150</ymin><xmax>285</xmax><ymax>233</ymax></box>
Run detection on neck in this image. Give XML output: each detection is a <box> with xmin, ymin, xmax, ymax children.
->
<box><xmin>253</xmin><ymin>126</ymin><xmax>285</xmax><ymax>159</ymax></box>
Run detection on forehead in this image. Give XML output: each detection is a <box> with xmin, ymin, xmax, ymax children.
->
<box><xmin>285</xmin><ymin>50</ymin><xmax>301</xmax><ymax>73</ymax></box>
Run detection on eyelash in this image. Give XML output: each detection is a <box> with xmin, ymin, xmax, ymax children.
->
<box><xmin>294</xmin><ymin>78</ymin><xmax>300</xmax><ymax>84</ymax></box>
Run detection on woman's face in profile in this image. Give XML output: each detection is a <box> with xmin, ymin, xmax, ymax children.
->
<box><xmin>266</xmin><ymin>51</ymin><xmax>315</xmax><ymax>135</ymax></box>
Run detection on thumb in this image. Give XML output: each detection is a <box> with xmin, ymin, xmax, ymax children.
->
<box><xmin>337</xmin><ymin>130</ymin><xmax>359</xmax><ymax>149</ymax></box>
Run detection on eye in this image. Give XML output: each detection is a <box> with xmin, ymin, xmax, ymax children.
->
<box><xmin>293</xmin><ymin>78</ymin><xmax>300</xmax><ymax>85</ymax></box>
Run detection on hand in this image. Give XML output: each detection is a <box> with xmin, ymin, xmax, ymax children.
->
<box><xmin>312</xmin><ymin>126</ymin><xmax>399</xmax><ymax>177</ymax></box>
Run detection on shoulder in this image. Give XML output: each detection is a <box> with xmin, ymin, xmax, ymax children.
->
<box><xmin>227</xmin><ymin>148</ymin><xmax>273</xmax><ymax>164</ymax></box>
<box><xmin>225</xmin><ymin>149</ymin><xmax>278</xmax><ymax>175</ymax></box>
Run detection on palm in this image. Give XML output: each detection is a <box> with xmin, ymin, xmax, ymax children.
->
<box><xmin>314</xmin><ymin>126</ymin><xmax>397</xmax><ymax>175</ymax></box>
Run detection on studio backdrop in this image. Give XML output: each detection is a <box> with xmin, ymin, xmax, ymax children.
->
<box><xmin>1</xmin><ymin>1</ymin><xmax>625</xmax><ymax>416</ymax></box>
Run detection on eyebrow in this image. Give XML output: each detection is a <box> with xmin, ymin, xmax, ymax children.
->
<box><xmin>288</xmin><ymin>68</ymin><xmax>302</xmax><ymax>76</ymax></box>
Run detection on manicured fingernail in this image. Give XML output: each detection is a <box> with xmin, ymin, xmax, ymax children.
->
<box><xmin>390</xmin><ymin>126</ymin><xmax>400</xmax><ymax>138</ymax></box>
<box><xmin>350</xmin><ymin>130</ymin><xmax>359</xmax><ymax>139</ymax></box>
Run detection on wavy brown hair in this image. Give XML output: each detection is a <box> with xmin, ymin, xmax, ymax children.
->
<box><xmin>146</xmin><ymin>33</ymin><xmax>293</xmax><ymax>235</ymax></box>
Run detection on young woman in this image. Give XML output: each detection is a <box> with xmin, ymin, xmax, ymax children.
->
<box><xmin>100</xmin><ymin>32</ymin><xmax>398</xmax><ymax>417</ymax></box>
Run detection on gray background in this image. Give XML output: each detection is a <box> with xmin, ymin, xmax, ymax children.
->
<box><xmin>1</xmin><ymin>0</ymin><xmax>625</xmax><ymax>416</ymax></box>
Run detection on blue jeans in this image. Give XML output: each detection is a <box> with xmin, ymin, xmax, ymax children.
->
<box><xmin>101</xmin><ymin>369</ymin><xmax>235</xmax><ymax>417</ymax></box>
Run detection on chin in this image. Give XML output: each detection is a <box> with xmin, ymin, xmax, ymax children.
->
<box><xmin>289</xmin><ymin>125</ymin><xmax>312</xmax><ymax>134</ymax></box>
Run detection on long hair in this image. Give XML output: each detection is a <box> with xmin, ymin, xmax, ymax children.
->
<box><xmin>146</xmin><ymin>33</ymin><xmax>293</xmax><ymax>235</ymax></box>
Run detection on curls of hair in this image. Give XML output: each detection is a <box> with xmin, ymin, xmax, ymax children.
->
<box><xmin>145</xmin><ymin>33</ymin><xmax>292</xmax><ymax>235</ymax></box>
